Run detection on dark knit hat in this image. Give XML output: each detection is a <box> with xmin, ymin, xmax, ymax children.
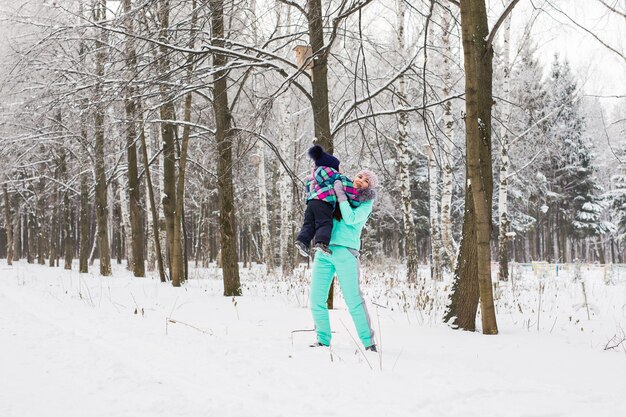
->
<box><xmin>308</xmin><ymin>145</ymin><xmax>340</xmax><ymax>171</ymax></box>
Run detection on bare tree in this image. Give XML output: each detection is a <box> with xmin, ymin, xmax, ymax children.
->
<box><xmin>93</xmin><ymin>0</ymin><xmax>112</xmax><ymax>276</ymax></box>
<box><xmin>3</xmin><ymin>183</ymin><xmax>13</xmax><ymax>265</ymax></box>
<box><xmin>121</xmin><ymin>0</ymin><xmax>146</xmax><ymax>277</ymax></box>
<box><xmin>395</xmin><ymin>0</ymin><xmax>419</xmax><ymax>283</ymax></box>
<box><xmin>445</xmin><ymin>0</ymin><xmax>521</xmax><ymax>334</ymax></box>
<box><xmin>211</xmin><ymin>0</ymin><xmax>242</xmax><ymax>296</ymax></box>
<box><xmin>497</xmin><ymin>4</ymin><xmax>513</xmax><ymax>281</ymax></box>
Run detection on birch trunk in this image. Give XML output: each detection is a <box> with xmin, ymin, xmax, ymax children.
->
<box><xmin>252</xmin><ymin>0</ymin><xmax>273</xmax><ymax>273</ymax></box>
<box><xmin>427</xmin><ymin>143</ymin><xmax>443</xmax><ymax>281</ymax></box>
<box><xmin>37</xmin><ymin>179</ymin><xmax>46</xmax><ymax>265</ymax></box>
<box><xmin>395</xmin><ymin>0</ymin><xmax>419</xmax><ymax>283</ymax></box>
<box><xmin>256</xmin><ymin>141</ymin><xmax>274</xmax><ymax>272</ymax></box>
<box><xmin>118</xmin><ymin>178</ymin><xmax>132</xmax><ymax>268</ymax></box>
<box><xmin>50</xmin><ymin>183</ymin><xmax>58</xmax><ymax>268</ymax></box>
<box><xmin>158</xmin><ymin>125</ymin><xmax>167</xmax><ymax>272</ymax></box>
<box><xmin>279</xmin><ymin>108</ymin><xmax>293</xmax><ymax>277</ymax></box>
<box><xmin>497</xmin><ymin>9</ymin><xmax>512</xmax><ymax>281</ymax></box>
<box><xmin>145</xmin><ymin>123</ymin><xmax>156</xmax><ymax>272</ymax></box>
<box><xmin>440</xmin><ymin>7</ymin><xmax>458</xmax><ymax>270</ymax></box>
<box><xmin>61</xmin><ymin>150</ymin><xmax>73</xmax><ymax>270</ymax></box>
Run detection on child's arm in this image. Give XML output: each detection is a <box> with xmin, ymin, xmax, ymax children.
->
<box><xmin>333</xmin><ymin>181</ymin><xmax>372</xmax><ymax>225</ymax></box>
<box><xmin>340</xmin><ymin>176</ymin><xmax>360</xmax><ymax>202</ymax></box>
<box><xmin>304</xmin><ymin>176</ymin><xmax>313</xmax><ymax>195</ymax></box>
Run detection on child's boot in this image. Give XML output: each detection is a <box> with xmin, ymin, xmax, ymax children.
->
<box><xmin>314</xmin><ymin>242</ymin><xmax>332</xmax><ymax>255</ymax></box>
<box><xmin>295</xmin><ymin>240</ymin><xmax>310</xmax><ymax>257</ymax></box>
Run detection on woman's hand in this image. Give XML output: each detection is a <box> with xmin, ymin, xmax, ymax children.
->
<box><xmin>333</xmin><ymin>180</ymin><xmax>348</xmax><ymax>202</ymax></box>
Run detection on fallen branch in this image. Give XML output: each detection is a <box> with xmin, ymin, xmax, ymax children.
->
<box><xmin>604</xmin><ymin>327</ymin><xmax>626</xmax><ymax>352</ymax></box>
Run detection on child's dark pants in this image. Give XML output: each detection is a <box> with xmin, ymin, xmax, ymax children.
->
<box><xmin>296</xmin><ymin>199</ymin><xmax>334</xmax><ymax>247</ymax></box>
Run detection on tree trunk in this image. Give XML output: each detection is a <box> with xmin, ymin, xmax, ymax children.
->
<box><xmin>277</xmin><ymin>103</ymin><xmax>293</xmax><ymax>277</ymax></box>
<box><xmin>37</xmin><ymin>179</ymin><xmax>46</xmax><ymax>265</ymax></box>
<box><xmin>395</xmin><ymin>0</ymin><xmax>420</xmax><ymax>283</ymax></box>
<box><xmin>497</xmin><ymin>9</ymin><xmax>513</xmax><ymax>282</ymax></box>
<box><xmin>27</xmin><ymin>212</ymin><xmax>35</xmax><ymax>264</ymax></box>
<box><xmin>78</xmin><ymin>1</ymin><xmax>89</xmax><ymax>274</ymax></box>
<box><xmin>79</xmin><ymin>129</ymin><xmax>90</xmax><ymax>273</ymax></box>
<box><xmin>118</xmin><ymin>178</ymin><xmax>131</xmax><ymax>267</ymax></box>
<box><xmin>158</xmin><ymin>0</ymin><xmax>183</xmax><ymax>285</ymax></box>
<box><xmin>61</xmin><ymin>150</ymin><xmax>73</xmax><ymax>270</ymax></box>
<box><xmin>139</xmin><ymin>102</ymin><xmax>167</xmax><ymax>282</ymax></box>
<box><xmin>447</xmin><ymin>0</ymin><xmax>498</xmax><ymax>335</ymax></box>
<box><xmin>172</xmin><ymin>0</ymin><xmax>197</xmax><ymax>286</ymax></box>
<box><xmin>211</xmin><ymin>0</ymin><xmax>242</xmax><ymax>296</ymax></box>
<box><xmin>460</xmin><ymin>0</ymin><xmax>498</xmax><ymax>334</ymax></box>
<box><xmin>306</xmin><ymin>0</ymin><xmax>335</xmax><ymax>306</ymax></box>
<box><xmin>145</xmin><ymin>124</ymin><xmax>156</xmax><ymax>272</ymax></box>
<box><xmin>444</xmin><ymin>188</ymin><xmax>479</xmax><ymax>330</ymax></box>
<box><xmin>13</xmin><ymin>209</ymin><xmax>21</xmax><ymax>261</ymax></box>
<box><xmin>3</xmin><ymin>183</ymin><xmax>13</xmax><ymax>265</ymax></box>
<box><xmin>440</xmin><ymin>7</ymin><xmax>457</xmax><ymax>270</ymax></box>
<box><xmin>123</xmin><ymin>0</ymin><xmax>146</xmax><ymax>277</ymax></box>
<box><xmin>50</xmin><ymin>184</ymin><xmax>58</xmax><ymax>268</ymax></box>
<box><xmin>427</xmin><ymin>143</ymin><xmax>443</xmax><ymax>281</ymax></box>
<box><xmin>307</xmin><ymin>0</ymin><xmax>332</xmax><ymax>150</ymax></box>
<box><xmin>93</xmin><ymin>0</ymin><xmax>112</xmax><ymax>276</ymax></box>
<box><xmin>256</xmin><ymin>140</ymin><xmax>274</xmax><ymax>272</ymax></box>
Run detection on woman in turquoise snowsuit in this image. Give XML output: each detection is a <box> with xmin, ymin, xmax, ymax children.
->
<box><xmin>310</xmin><ymin>169</ymin><xmax>379</xmax><ymax>351</ymax></box>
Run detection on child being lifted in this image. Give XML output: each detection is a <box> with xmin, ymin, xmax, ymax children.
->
<box><xmin>295</xmin><ymin>145</ymin><xmax>360</xmax><ymax>257</ymax></box>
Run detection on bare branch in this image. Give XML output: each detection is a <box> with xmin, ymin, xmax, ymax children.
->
<box><xmin>335</xmin><ymin>93</ymin><xmax>465</xmax><ymax>135</ymax></box>
<box><xmin>544</xmin><ymin>0</ymin><xmax>626</xmax><ymax>64</ymax></box>
<box><xmin>486</xmin><ymin>0</ymin><xmax>522</xmax><ymax>52</ymax></box>
<box><xmin>597</xmin><ymin>0</ymin><xmax>626</xmax><ymax>19</ymax></box>
<box><xmin>275</xmin><ymin>0</ymin><xmax>307</xmax><ymax>17</ymax></box>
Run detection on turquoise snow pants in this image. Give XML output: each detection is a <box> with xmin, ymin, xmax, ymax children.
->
<box><xmin>310</xmin><ymin>246</ymin><xmax>374</xmax><ymax>347</ymax></box>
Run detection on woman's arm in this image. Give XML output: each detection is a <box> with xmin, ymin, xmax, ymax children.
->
<box><xmin>338</xmin><ymin>200</ymin><xmax>372</xmax><ymax>225</ymax></box>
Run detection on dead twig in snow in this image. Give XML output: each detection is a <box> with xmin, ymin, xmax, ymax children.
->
<box><xmin>340</xmin><ymin>319</ymin><xmax>372</xmax><ymax>370</ymax></box>
<box><xmin>165</xmin><ymin>317</ymin><xmax>213</xmax><ymax>336</ymax></box>
<box><xmin>604</xmin><ymin>327</ymin><xmax>626</xmax><ymax>353</ymax></box>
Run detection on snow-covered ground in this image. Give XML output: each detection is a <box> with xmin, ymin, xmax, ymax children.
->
<box><xmin>1</xmin><ymin>259</ymin><xmax>625</xmax><ymax>417</ymax></box>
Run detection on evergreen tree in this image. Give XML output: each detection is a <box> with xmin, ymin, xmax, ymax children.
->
<box><xmin>542</xmin><ymin>56</ymin><xmax>608</xmax><ymax>257</ymax></box>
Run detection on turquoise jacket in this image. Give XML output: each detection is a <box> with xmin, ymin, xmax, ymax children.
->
<box><xmin>329</xmin><ymin>199</ymin><xmax>374</xmax><ymax>250</ymax></box>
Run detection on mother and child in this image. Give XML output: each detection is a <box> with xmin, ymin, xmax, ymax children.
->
<box><xmin>296</xmin><ymin>144</ymin><xmax>380</xmax><ymax>352</ymax></box>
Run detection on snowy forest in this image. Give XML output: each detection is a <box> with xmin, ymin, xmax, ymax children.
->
<box><xmin>0</xmin><ymin>0</ymin><xmax>624</xmax><ymax>298</ymax></box>
<box><xmin>1</xmin><ymin>1</ymin><xmax>626</xmax><ymax>416</ymax></box>
<box><xmin>1</xmin><ymin>1</ymin><xmax>623</xmax><ymax>276</ymax></box>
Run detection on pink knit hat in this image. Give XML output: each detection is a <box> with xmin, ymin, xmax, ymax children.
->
<box><xmin>356</xmin><ymin>169</ymin><xmax>379</xmax><ymax>189</ymax></box>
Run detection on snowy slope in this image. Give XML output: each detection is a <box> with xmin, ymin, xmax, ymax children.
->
<box><xmin>1</xmin><ymin>260</ymin><xmax>625</xmax><ymax>417</ymax></box>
